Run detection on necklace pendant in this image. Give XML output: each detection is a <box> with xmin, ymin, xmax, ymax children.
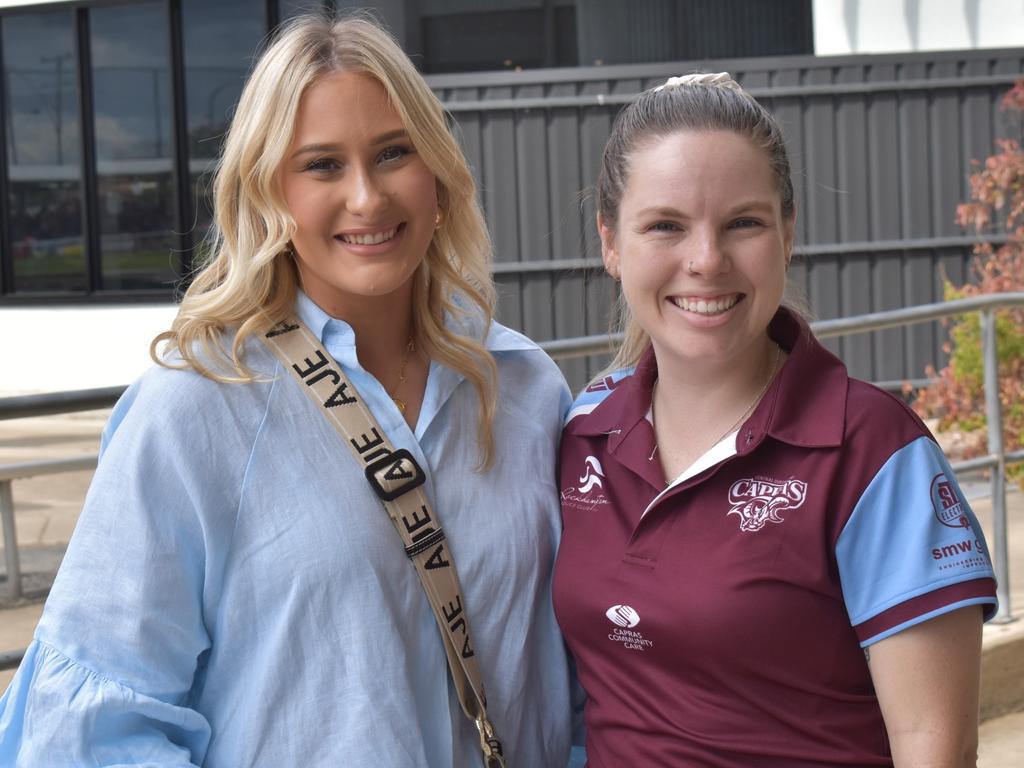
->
<box><xmin>392</xmin><ymin>396</ymin><xmax>407</xmax><ymax>414</ymax></box>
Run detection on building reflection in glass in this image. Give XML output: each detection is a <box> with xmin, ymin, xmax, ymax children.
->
<box><xmin>183</xmin><ymin>0</ymin><xmax>264</xmax><ymax>265</ymax></box>
<box><xmin>2</xmin><ymin>10</ymin><xmax>86</xmax><ymax>293</ymax></box>
<box><xmin>90</xmin><ymin>1</ymin><xmax>176</xmax><ymax>290</ymax></box>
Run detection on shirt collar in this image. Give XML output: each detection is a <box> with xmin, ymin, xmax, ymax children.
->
<box><xmin>294</xmin><ymin>290</ymin><xmax>536</xmax><ymax>355</ymax></box>
<box><xmin>571</xmin><ymin>307</ymin><xmax>848</xmax><ymax>451</ymax></box>
<box><xmin>742</xmin><ymin>307</ymin><xmax>847</xmax><ymax>450</ymax></box>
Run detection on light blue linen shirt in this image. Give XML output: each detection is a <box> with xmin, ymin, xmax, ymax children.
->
<box><xmin>0</xmin><ymin>293</ymin><xmax>575</xmax><ymax>767</ymax></box>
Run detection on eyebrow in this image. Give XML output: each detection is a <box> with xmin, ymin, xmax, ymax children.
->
<box><xmin>290</xmin><ymin>129</ymin><xmax>411</xmax><ymax>159</ymax></box>
<box><xmin>634</xmin><ymin>201</ymin><xmax>775</xmax><ymax>218</ymax></box>
<box><xmin>728</xmin><ymin>201</ymin><xmax>775</xmax><ymax>215</ymax></box>
<box><xmin>635</xmin><ymin>206</ymin><xmax>687</xmax><ymax>219</ymax></box>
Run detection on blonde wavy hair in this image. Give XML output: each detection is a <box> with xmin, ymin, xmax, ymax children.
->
<box><xmin>153</xmin><ymin>13</ymin><xmax>499</xmax><ymax>466</ymax></box>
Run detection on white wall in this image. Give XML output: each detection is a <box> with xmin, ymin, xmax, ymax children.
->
<box><xmin>0</xmin><ymin>0</ymin><xmax>73</xmax><ymax>7</ymax></box>
<box><xmin>0</xmin><ymin>305</ymin><xmax>178</xmax><ymax>394</ymax></box>
<box><xmin>814</xmin><ymin>0</ymin><xmax>1024</xmax><ymax>55</ymax></box>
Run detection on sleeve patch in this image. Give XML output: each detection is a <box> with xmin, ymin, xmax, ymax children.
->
<box><xmin>835</xmin><ymin>436</ymin><xmax>997</xmax><ymax>629</ymax></box>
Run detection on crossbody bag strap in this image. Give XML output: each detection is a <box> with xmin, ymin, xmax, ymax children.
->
<box><xmin>261</xmin><ymin>317</ymin><xmax>506</xmax><ymax>767</ymax></box>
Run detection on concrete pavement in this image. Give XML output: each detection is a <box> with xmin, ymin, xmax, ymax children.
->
<box><xmin>1</xmin><ymin>411</ymin><xmax>1023</xmax><ymax>764</ymax></box>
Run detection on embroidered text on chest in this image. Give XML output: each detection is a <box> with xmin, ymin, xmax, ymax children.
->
<box><xmin>727</xmin><ymin>477</ymin><xmax>808</xmax><ymax>532</ymax></box>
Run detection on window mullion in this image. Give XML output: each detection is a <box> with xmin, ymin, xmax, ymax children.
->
<box><xmin>0</xmin><ymin>16</ymin><xmax>11</xmax><ymax>297</ymax></box>
<box><xmin>76</xmin><ymin>6</ymin><xmax>101</xmax><ymax>295</ymax></box>
<box><xmin>168</xmin><ymin>0</ymin><xmax>192</xmax><ymax>285</ymax></box>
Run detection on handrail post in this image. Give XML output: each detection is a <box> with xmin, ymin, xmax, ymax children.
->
<box><xmin>980</xmin><ymin>308</ymin><xmax>1012</xmax><ymax>622</ymax></box>
<box><xmin>0</xmin><ymin>479</ymin><xmax>21</xmax><ymax>601</ymax></box>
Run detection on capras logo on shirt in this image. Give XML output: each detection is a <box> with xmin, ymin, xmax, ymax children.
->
<box><xmin>727</xmin><ymin>476</ymin><xmax>808</xmax><ymax>533</ymax></box>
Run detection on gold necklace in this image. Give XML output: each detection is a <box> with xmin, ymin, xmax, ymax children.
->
<box><xmin>651</xmin><ymin>342</ymin><xmax>782</xmax><ymax>466</ymax></box>
<box><xmin>389</xmin><ymin>337</ymin><xmax>415</xmax><ymax>414</ymax></box>
<box><xmin>707</xmin><ymin>341</ymin><xmax>781</xmax><ymax>448</ymax></box>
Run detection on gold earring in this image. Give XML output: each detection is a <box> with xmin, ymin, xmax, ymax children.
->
<box><xmin>434</xmin><ymin>209</ymin><xmax>444</xmax><ymax>229</ymax></box>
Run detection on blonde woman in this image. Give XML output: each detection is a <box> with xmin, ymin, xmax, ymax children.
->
<box><xmin>0</xmin><ymin>15</ymin><xmax>574</xmax><ymax>767</ymax></box>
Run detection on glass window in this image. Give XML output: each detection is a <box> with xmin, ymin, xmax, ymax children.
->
<box><xmin>280</xmin><ymin>0</ymin><xmax>327</xmax><ymax>23</ymax></box>
<box><xmin>575</xmin><ymin>0</ymin><xmax>813</xmax><ymax>66</ymax></box>
<box><xmin>418</xmin><ymin>0</ymin><xmax>577</xmax><ymax>73</ymax></box>
<box><xmin>2</xmin><ymin>11</ymin><xmax>85</xmax><ymax>293</ymax></box>
<box><xmin>90</xmin><ymin>1</ymin><xmax>176</xmax><ymax>291</ymax></box>
<box><xmin>182</xmin><ymin>0</ymin><xmax>265</xmax><ymax>258</ymax></box>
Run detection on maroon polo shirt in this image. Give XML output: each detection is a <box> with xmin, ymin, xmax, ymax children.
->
<box><xmin>553</xmin><ymin>308</ymin><xmax>996</xmax><ymax>767</ymax></box>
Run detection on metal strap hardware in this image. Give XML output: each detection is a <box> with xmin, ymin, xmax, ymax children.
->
<box><xmin>477</xmin><ymin>716</ymin><xmax>507</xmax><ymax>767</ymax></box>
<box><xmin>364</xmin><ymin>448</ymin><xmax>426</xmax><ymax>501</ymax></box>
<box><xmin>262</xmin><ymin>316</ymin><xmax>506</xmax><ymax>767</ymax></box>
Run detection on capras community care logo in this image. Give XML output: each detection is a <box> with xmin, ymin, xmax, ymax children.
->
<box><xmin>605</xmin><ymin>605</ymin><xmax>654</xmax><ymax>652</ymax></box>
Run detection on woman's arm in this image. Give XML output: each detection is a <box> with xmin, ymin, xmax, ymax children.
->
<box><xmin>868</xmin><ymin>605</ymin><xmax>984</xmax><ymax>768</ymax></box>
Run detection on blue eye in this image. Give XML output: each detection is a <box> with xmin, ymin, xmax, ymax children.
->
<box><xmin>648</xmin><ymin>221</ymin><xmax>680</xmax><ymax>232</ymax></box>
<box><xmin>378</xmin><ymin>145</ymin><xmax>411</xmax><ymax>163</ymax></box>
<box><xmin>304</xmin><ymin>157</ymin><xmax>339</xmax><ymax>173</ymax></box>
<box><xmin>731</xmin><ymin>218</ymin><xmax>763</xmax><ymax>229</ymax></box>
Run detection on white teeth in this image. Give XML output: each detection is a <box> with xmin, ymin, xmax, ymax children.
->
<box><xmin>339</xmin><ymin>227</ymin><xmax>398</xmax><ymax>245</ymax></box>
<box><xmin>673</xmin><ymin>295</ymin><xmax>739</xmax><ymax>315</ymax></box>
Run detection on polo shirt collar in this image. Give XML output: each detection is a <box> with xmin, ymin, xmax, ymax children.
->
<box><xmin>743</xmin><ymin>307</ymin><xmax>847</xmax><ymax>450</ymax></box>
<box><xmin>573</xmin><ymin>306</ymin><xmax>848</xmax><ymax>451</ymax></box>
<box><xmin>570</xmin><ymin>348</ymin><xmax>656</xmax><ymax>449</ymax></box>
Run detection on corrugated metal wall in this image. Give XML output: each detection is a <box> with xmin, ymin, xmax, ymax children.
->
<box><xmin>427</xmin><ymin>47</ymin><xmax>1024</xmax><ymax>392</ymax></box>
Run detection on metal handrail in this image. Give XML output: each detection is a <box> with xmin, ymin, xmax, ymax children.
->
<box><xmin>0</xmin><ymin>456</ymin><xmax>99</xmax><ymax>484</ymax></box>
<box><xmin>0</xmin><ymin>648</ymin><xmax>23</xmax><ymax>671</ymax></box>
<box><xmin>0</xmin><ymin>386</ymin><xmax>125</xmax><ymax>421</ymax></box>
<box><xmin>2</xmin><ymin>292</ymin><xmax>1022</xmax><ymax>669</ymax></box>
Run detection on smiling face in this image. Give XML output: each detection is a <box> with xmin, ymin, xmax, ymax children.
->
<box><xmin>600</xmin><ymin>129</ymin><xmax>795</xmax><ymax>373</ymax></box>
<box><xmin>280</xmin><ymin>70</ymin><xmax>438</xmax><ymax>318</ymax></box>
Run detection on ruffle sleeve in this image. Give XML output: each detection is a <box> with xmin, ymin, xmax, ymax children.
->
<box><xmin>0</xmin><ymin>640</ymin><xmax>210</xmax><ymax>767</ymax></box>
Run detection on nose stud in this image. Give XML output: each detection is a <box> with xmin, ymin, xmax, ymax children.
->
<box><xmin>687</xmin><ymin>260</ymin><xmax>695</xmax><ymax>274</ymax></box>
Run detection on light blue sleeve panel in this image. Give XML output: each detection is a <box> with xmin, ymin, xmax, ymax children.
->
<box><xmin>836</xmin><ymin>435</ymin><xmax>997</xmax><ymax>645</ymax></box>
<box><xmin>564</xmin><ymin>368</ymin><xmax>634</xmax><ymax>425</ymax></box>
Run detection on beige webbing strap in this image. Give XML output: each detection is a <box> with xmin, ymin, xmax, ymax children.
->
<box><xmin>262</xmin><ymin>317</ymin><xmax>506</xmax><ymax>767</ymax></box>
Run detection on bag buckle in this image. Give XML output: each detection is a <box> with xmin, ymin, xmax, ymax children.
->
<box><xmin>476</xmin><ymin>717</ymin><xmax>506</xmax><ymax>768</ymax></box>
<box><xmin>364</xmin><ymin>448</ymin><xmax>426</xmax><ymax>501</ymax></box>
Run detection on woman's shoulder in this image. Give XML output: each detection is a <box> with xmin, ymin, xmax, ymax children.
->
<box><xmin>104</xmin><ymin>331</ymin><xmax>282</xmax><ymax>452</ymax></box>
<box><xmin>487</xmin><ymin>321</ymin><xmax>566</xmax><ymax>385</ymax></box>
<box><xmin>844</xmin><ymin>376</ymin><xmax>933</xmax><ymax>446</ymax></box>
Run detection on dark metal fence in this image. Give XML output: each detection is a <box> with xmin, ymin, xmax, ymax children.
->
<box><xmin>427</xmin><ymin>47</ymin><xmax>1024</xmax><ymax>391</ymax></box>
